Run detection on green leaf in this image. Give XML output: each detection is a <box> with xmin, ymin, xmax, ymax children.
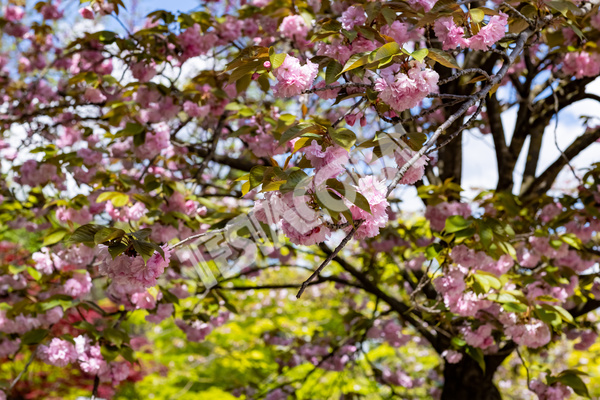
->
<box><xmin>96</xmin><ymin>192</ymin><xmax>130</xmax><ymax>207</ymax></box>
<box><xmin>502</xmin><ymin>302</ymin><xmax>528</xmax><ymax>313</ymax></box>
<box><xmin>132</xmin><ymin>228</ymin><xmax>152</xmax><ymax>240</ymax></box>
<box><xmin>369</xmin><ymin>42</ymin><xmax>401</xmax><ymax>64</ymax></box>
<box><xmin>465</xmin><ymin>346</ymin><xmax>485</xmax><ymax>373</ymax></box>
<box><xmin>270</xmin><ymin>53</ymin><xmax>287</xmax><ymax>69</ymax></box>
<box><xmin>249</xmin><ymin>166</ymin><xmax>268</xmax><ymax>188</ymax></box>
<box><xmin>549</xmin><ymin>371</ymin><xmax>591</xmax><ymax>398</ymax></box>
<box><xmin>444</xmin><ymin>215</ymin><xmax>472</xmax><ymax>233</ymax></box>
<box><xmin>279</xmin><ymin>123</ymin><xmax>323</xmax><ymax>145</ymax></box>
<box><xmin>340</xmin><ymin>51</ymin><xmax>370</xmax><ymax>74</ymax></box>
<box><xmin>427</xmin><ymin>48</ymin><xmax>461</xmax><ymax>69</ymax></box>
<box><xmin>411</xmin><ymin>48</ymin><xmax>429</xmax><ymax>62</ymax></box>
<box><xmin>349</xmin><ymin>192</ymin><xmax>372</xmax><ymax>214</ymax></box>
<box><xmin>22</xmin><ymin>329</ymin><xmax>49</xmax><ymax>345</ymax></box>
<box><xmin>27</xmin><ymin>267</ymin><xmax>42</xmax><ymax>281</ymax></box>
<box><xmin>470</xmin><ymin>8</ymin><xmax>485</xmax><ymax>24</ymax></box>
<box><xmin>67</xmin><ymin>224</ymin><xmax>103</xmax><ymax>245</ymax></box>
<box><xmin>330</xmin><ymin>128</ymin><xmax>357</xmax><ymax>150</ymax></box>
<box><xmin>43</xmin><ymin>229</ymin><xmax>68</xmax><ymax>246</ymax></box>
<box><xmin>108</xmin><ymin>243</ymin><xmax>129</xmax><ymax>259</ymax></box>
<box><xmin>325</xmin><ymin>60</ymin><xmax>343</xmax><ymax>84</ymax></box>
<box><xmin>472</xmin><ymin>272</ymin><xmax>502</xmax><ymax>293</ymax></box>
<box><xmin>94</xmin><ymin>228</ymin><xmax>126</xmax><ymax>244</ymax></box>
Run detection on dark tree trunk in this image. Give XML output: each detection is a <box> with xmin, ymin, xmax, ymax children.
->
<box><xmin>441</xmin><ymin>357</ymin><xmax>502</xmax><ymax>400</ymax></box>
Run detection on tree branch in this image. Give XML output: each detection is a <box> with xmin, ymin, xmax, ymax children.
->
<box><xmin>520</xmin><ymin>127</ymin><xmax>600</xmax><ymax>198</ymax></box>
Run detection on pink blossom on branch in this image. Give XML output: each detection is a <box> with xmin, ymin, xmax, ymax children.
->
<box><xmin>375</xmin><ymin>62</ymin><xmax>439</xmax><ymax>113</ymax></box>
<box><xmin>434</xmin><ymin>16</ymin><xmax>466</xmax><ymax>50</ymax></box>
<box><xmin>466</xmin><ymin>13</ymin><xmax>508</xmax><ymax>51</ymax></box>
<box><xmin>273</xmin><ymin>55</ymin><xmax>319</xmax><ymax>98</ymax></box>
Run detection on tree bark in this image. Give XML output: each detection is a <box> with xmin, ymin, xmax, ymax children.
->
<box><xmin>441</xmin><ymin>357</ymin><xmax>502</xmax><ymax>400</ymax></box>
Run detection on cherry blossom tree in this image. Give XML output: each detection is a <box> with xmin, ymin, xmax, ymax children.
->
<box><xmin>1</xmin><ymin>0</ymin><xmax>600</xmax><ymax>399</ymax></box>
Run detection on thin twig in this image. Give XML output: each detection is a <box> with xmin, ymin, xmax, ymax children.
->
<box><xmin>296</xmin><ymin>222</ymin><xmax>362</xmax><ymax>298</ymax></box>
<box><xmin>10</xmin><ymin>349</ymin><xmax>36</xmax><ymax>392</ymax></box>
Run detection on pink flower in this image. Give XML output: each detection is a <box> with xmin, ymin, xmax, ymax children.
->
<box><xmin>4</xmin><ymin>5</ymin><xmax>25</xmax><ymax>22</ymax></box>
<box><xmin>99</xmin><ymin>245</ymin><xmax>171</xmax><ymax>292</ymax></box>
<box><xmin>40</xmin><ymin>2</ymin><xmax>63</xmax><ymax>20</ymax></box>
<box><xmin>38</xmin><ymin>338</ymin><xmax>78</xmax><ymax>367</ymax></box>
<box><xmin>79</xmin><ymin>7</ymin><xmax>94</xmax><ymax>19</ymax></box>
<box><xmin>531</xmin><ymin>379</ymin><xmax>573</xmax><ymax>400</ymax></box>
<box><xmin>573</xmin><ymin>330</ymin><xmax>597</xmax><ymax>351</ymax></box>
<box><xmin>177</xmin><ymin>24</ymin><xmax>217</xmax><ymax>62</ymax></box>
<box><xmin>0</xmin><ymin>338</ymin><xmax>21</xmax><ymax>358</ymax></box>
<box><xmin>466</xmin><ymin>13</ymin><xmax>508</xmax><ymax>51</ymax></box>
<box><xmin>145</xmin><ymin>303</ymin><xmax>174</xmax><ymax>323</ymax></box>
<box><xmin>279</xmin><ymin>15</ymin><xmax>309</xmax><ymax>41</ymax></box>
<box><xmin>316</xmin><ymin>39</ymin><xmax>352</xmax><ymax>64</ymax></box>
<box><xmin>434</xmin><ymin>16</ymin><xmax>466</xmax><ymax>50</ymax></box>
<box><xmin>381</xmin><ymin>21</ymin><xmax>414</xmax><ymax>47</ymax></box>
<box><xmin>461</xmin><ymin>324</ymin><xmax>494</xmax><ymax>349</ymax></box>
<box><xmin>340</xmin><ymin>6</ymin><xmax>366</xmax><ymax>30</ymax></box>
<box><xmin>394</xmin><ymin>146</ymin><xmax>429</xmax><ymax>185</ymax></box>
<box><xmin>84</xmin><ymin>87</ymin><xmax>107</xmax><ymax>103</ymax></box>
<box><xmin>350</xmin><ymin>176</ymin><xmax>390</xmax><ymax>239</ymax></box>
<box><xmin>506</xmin><ymin>319</ymin><xmax>551</xmax><ymax>348</ymax></box>
<box><xmin>562</xmin><ymin>51</ymin><xmax>600</xmax><ymax>79</ymax></box>
<box><xmin>425</xmin><ymin>201</ymin><xmax>471</xmax><ymax>231</ymax></box>
<box><xmin>375</xmin><ymin>62</ymin><xmax>439</xmax><ymax>113</ymax></box>
<box><xmin>134</xmin><ymin>123</ymin><xmax>171</xmax><ymax>159</ymax></box>
<box><xmin>56</xmin><ymin>206</ymin><xmax>92</xmax><ymax>225</ymax></box>
<box><xmin>441</xmin><ymin>349</ymin><xmax>463</xmax><ymax>364</ymax></box>
<box><xmin>64</xmin><ymin>272</ymin><xmax>92</xmax><ymax>298</ymax></box>
<box><xmin>406</xmin><ymin>0</ymin><xmax>437</xmax><ymax>12</ymax></box>
<box><xmin>131</xmin><ymin>60</ymin><xmax>157</xmax><ymax>82</ymax></box>
<box><xmin>183</xmin><ymin>101</ymin><xmax>210</xmax><ymax>118</ymax></box>
<box><xmin>273</xmin><ymin>55</ymin><xmax>318</xmax><ymax>98</ymax></box>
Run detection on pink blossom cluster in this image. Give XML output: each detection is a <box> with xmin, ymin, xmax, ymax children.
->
<box><xmin>340</xmin><ymin>6</ymin><xmax>366</xmax><ymax>30</ymax></box>
<box><xmin>441</xmin><ymin>349</ymin><xmax>463</xmax><ymax>364</ymax></box>
<box><xmin>0</xmin><ymin>338</ymin><xmax>20</xmax><ymax>358</ymax></box>
<box><xmin>145</xmin><ymin>303</ymin><xmax>175</xmax><ymax>323</ymax></box>
<box><xmin>56</xmin><ymin>206</ymin><xmax>92</xmax><ymax>225</ymax></box>
<box><xmin>566</xmin><ymin>329</ymin><xmax>598</xmax><ymax>351</ymax></box>
<box><xmin>530</xmin><ymin>379</ymin><xmax>573</xmax><ymax>400</ymax></box>
<box><xmin>38</xmin><ymin>338</ymin><xmax>78</xmax><ymax>367</ymax></box>
<box><xmin>525</xmin><ymin>274</ymin><xmax>577</xmax><ymax>306</ymax></box>
<box><xmin>18</xmin><ymin>160</ymin><xmax>59</xmax><ymax>188</ymax></box>
<box><xmin>460</xmin><ymin>324</ymin><xmax>494</xmax><ymax>349</ymax></box>
<box><xmin>279</xmin><ymin>15</ymin><xmax>310</xmax><ymax>42</ymax></box>
<box><xmin>562</xmin><ymin>51</ymin><xmax>600</xmax><ymax>79</ymax></box>
<box><xmin>134</xmin><ymin>123</ymin><xmax>171</xmax><ymax>159</ymax></box>
<box><xmin>425</xmin><ymin>201</ymin><xmax>471</xmax><ymax>231</ymax></box>
<box><xmin>382</xmin><ymin>368</ymin><xmax>424</xmax><ymax>388</ymax></box>
<box><xmin>177</xmin><ymin>24</ymin><xmax>217</xmax><ymax>62</ymax></box>
<box><xmin>304</xmin><ymin>140</ymin><xmax>349</xmax><ymax>185</ymax></box>
<box><xmin>254</xmin><ymin>191</ymin><xmax>332</xmax><ymax>245</ymax></box>
<box><xmin>106</xmin><ymin>201</ymin><xmax>147</xmax><ymax>222</ymax></box>
<box><xmin>316</xmin><ymin>39</ymin><xmax>352</xmax><ymax>64</ymax></box>
<box><xmin>406</xmin><ymin>0</ymin><xmax>437</xmax><ymax>11</ymax></box>
<box><xmin>434</xmin><ymin>13</ymin><xmax>508</xmax><ymax>51</ymax></box>
<box><xmin>367</xmin><ymin>319</ymin><xmax>411</xmax><ymax>347</ymax></box>
<box><xmin>394</xmin><ymin>146</ymin><xmax>429</xmax><ymax>185</ymax></box>
<box><xmin>273</xmin><ymin>55</ymin><xmax>318</xmax><ymax>98</ymax></box>
<box><xmin>501</xmin><ymin>314</ymin><xmax>551</xmax><ymax>348</ymax></box>
<box><xmin>375</xmin><ymin>62</ymin><xmax>439</xmax><ymax>113</ymax></box>
<box><xmin>64</xmin><ymin>271</ymin><xmax>93</xmax><ymax>298</ymax></box>
<box><xmin>98</xmin><ymin>245</ymin><xmax>171</xmax><ymax>294</ymax></box>
<box><xmin>450</xmin><ymin>245</ymin><xmax>514</xmax><ymax>277</ymax></box>
<box><xmin>175</xmin><ymin>312</ymin><xmax>229</xmax><ymax>342</ymax></box>
<box><xmin>350</xmin><ymin>176</ymin><xmax>390</xmax><ymax>239</ymax></box>
<box><xmin>0</xmin><ymin>307</ymin><xmax>63</xmax><ymax>335</ymax></box>
<box><xmin>381</xmin><ymin>21</ymin><xmax>422</xmax><ymax>47</ymax></box>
